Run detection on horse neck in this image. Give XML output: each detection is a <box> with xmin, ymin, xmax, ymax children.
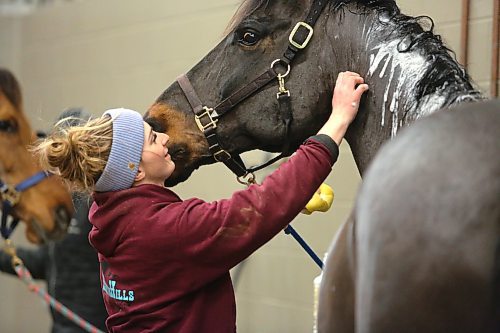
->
<box><xmin>327</xmin><ymin>6</ymin><xmax>483</xmax><ymax>175</ymax></box>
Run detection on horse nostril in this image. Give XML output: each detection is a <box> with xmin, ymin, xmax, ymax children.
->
<box><xmin>169</xmin><ymin>145</ymin><xmax>186</xmax><ymax>161</ymax></box>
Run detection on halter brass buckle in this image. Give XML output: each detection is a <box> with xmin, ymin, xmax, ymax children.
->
<box><xmin>195</xmin><ymin>106</ymin><xmax>218</xmax><ymax>132</ymax></box>
<box><xmin>4</xmin><ymin>239</ymin><xmax>23</xmax><ymax>268</ymax></box>
<box><xmin>237</xmin><ymin>172</ymin><xmax>256</xmax><ymax>186</ymax></box>
<box><xmin>276</xmin><ymin>74</ymin><xmax>290</xmax><ymax>98</ymax></box>
<box><xmin>213</xmin><ymin>149</ymin><xmax>232</xmax><ymax>162</ymax></box>
<box><xmin>289</xmin><ymin>22</ymin><xmax>314</xmax><ymax>49</ymax></box>
<box><xmin>0</xmin><ymin>185</ymin><xmax>20</xmax><ymax>207</ymax></box>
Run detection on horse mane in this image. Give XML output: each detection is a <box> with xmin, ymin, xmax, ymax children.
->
<box><xmin>225</xmin><ymin>0</ymin><xmax>481</xmax><ymax>105</ymax></box>
<box><xmin>336</xmin><ymin>1</ymin><xmax>481</xmax><ymax>103</ymax></box>
<box><xmin>0</xmin><ymin>68</ymin><xmax>23</xmax><ymax>111</ymax></box>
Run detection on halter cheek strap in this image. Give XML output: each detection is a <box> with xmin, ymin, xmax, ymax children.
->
<box><xmin>0</xmin><ymin>171</ymin><xmax>52</xmax><ymax>239</ymax></box>
<box><xmin>175</xmin><ymin>0</ymin><xmax>330</xmax><ymax>269</ymax></box>
<box><xmin>176</xmin><ymin>0</ymin><xmax>329</xmax><ymax>184</ymax></box>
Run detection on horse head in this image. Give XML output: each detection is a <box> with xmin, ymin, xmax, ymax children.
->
<box><xmin>0</xmin><ymin>69</ymin><xmax>73</xmax><ymax>244</ymax></box>
<box><xmin>147</xmin><ymin>0</ymin><xmax>482</xmax><ymax>186</ymax></box>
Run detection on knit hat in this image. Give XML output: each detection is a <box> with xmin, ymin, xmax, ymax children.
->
<box><xmin>94</xmin><ymin>108</ymin><xmax>145</xmax><ymax>192</ymax></box>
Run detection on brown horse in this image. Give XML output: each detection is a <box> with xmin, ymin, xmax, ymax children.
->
<box><xmin>145</xmin><ymin>0</ymin><xmax>499</xmax><ymax>331</ymax></box>
<box><xmin>0</xmin><ymin>69</ymin><xmax>73</xmax><ymax>244</ymax></box>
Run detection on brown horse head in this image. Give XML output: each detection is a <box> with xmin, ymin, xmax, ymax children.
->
<box><xmin>0</xmin><ymin>69</ymin><xmax>73</xmax><ymax>243</ymax></box>
<box><xmin>147</xmin><ymin>0</ymin><xmax>481</xmax><ymax>186</ymax></box>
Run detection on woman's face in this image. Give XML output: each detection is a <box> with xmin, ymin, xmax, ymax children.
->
<box><xmin>139</xmin><ymin>121</ymin><xmax>175</xmax><ymax>185</ymax></box>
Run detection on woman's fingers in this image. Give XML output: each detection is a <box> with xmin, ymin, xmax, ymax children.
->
<box><xmin>336</xmin><ymin>72</ymin><xmax>344</xmax><ymax>84</ymax></box>
<box><xmin>350</xmin><ymin>76</ymin><xmax>365</xmax><ymax>87</ymax></box>
<box><xmin>336</xmin><ymin>72</ymin><xmax>364</xmax><ymax>87</ymax></box>
<box><xmin>334</xmin><ymin>71</ymin><xmax>369</xmax><ymax>105</ymax></box>
<box><xmin>354</xmin><ymin>83</ymin><xmax>369</xmax><ymax>100</ymax></box>
<box><xmin>344</xmin><ymin>72</ymin><xmax>368</xmax><ymax>91</ymax></box>
<box><xmin>343</xmin><ymin>71</ymin><xmax>360</xmax><ymax>77</ymax></box>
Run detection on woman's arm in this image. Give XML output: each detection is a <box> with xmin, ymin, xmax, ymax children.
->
<box><xmin>174</xmin><ymin>72</ymin><xmax>368</xmax><ymax>275</ymax></box>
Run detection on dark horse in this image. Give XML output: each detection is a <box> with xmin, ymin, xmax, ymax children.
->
<box><xmin>342</xmin><ymin>100</ymin><xmax>499</xmax><ymax>332</ymax></box>
<box><xmin>145</xmin><ymin>0</ymin><xmax>499</xmax><ymax>331</ymax></box>
<box><xmin>0</xmin><ymin>69</ymin><xmax>73</xmax><ymax>243</ymax></box>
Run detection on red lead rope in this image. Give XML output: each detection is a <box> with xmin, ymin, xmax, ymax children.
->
<box><xmin>4</xmin><ymin>240</ymin><xmax>105</xmax><ymax>333</ymax></box>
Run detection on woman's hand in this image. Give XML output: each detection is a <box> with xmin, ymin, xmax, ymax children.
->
<box><xmin>318</xmin><ymin>71</ymin><xmax>369</xmax><ymax>145</ymax></box>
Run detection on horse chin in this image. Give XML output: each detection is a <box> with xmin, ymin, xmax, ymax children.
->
<box><xmin>25</xmin><ymin>222</ymin><xmax>46</xmax><ymax>244</ymax></box>
<box><xmin>165</xmin><ymin>155</ymin><xmax>214</xmax><ymax>187</ymax></box>
<box><xmin>165</xmin><ymin>170</ymin><xmax>193</xmax><ymax>187</ymax></box>
<box><xmin>25</xmin><ymin>218</ymin><xmax>67</xmax><ymax>244</ymax></box>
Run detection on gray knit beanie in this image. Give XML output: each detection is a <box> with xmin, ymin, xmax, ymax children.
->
<box><xmin>94</xmin><ymin>108</ymin><xmax>144</xmax><ymax>192</ymax></box>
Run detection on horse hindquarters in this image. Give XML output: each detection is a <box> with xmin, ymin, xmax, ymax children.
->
<box><xmin>354</xmin><ymin>101</ymin><xmax>500</xmax><ymax>333</ymax></box>
<box><xmin>318</xmin><ymin>214</ymin><xmax>356</xmax><ymax>333</ymax></box>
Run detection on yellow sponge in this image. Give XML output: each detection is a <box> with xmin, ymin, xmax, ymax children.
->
<box><xmin>301</xmin><ymin>183</ymin><xmax>334</xmax><ymax>215</ymax></box>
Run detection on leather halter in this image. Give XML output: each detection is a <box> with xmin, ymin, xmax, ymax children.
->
<box><xmin>0</xmin><ymin>171</ymin><xmax>52</xmax><ymax>239</ymax></box>
<box><xmin>177</xmin><ymin>0</ymin><xmax>329</xmax><ymax>182</ymax></box>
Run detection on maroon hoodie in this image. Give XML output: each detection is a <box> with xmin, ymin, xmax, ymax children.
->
<box><xmin>89</xmin><ymin>136</ymin><xmax>338</xmax><ymax>332</ymax></box>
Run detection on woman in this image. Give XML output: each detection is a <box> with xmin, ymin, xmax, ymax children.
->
<box><xmin>35</xmin><ymin>72</ymin><xmax>368</xmax><ymax>332</ymax></box>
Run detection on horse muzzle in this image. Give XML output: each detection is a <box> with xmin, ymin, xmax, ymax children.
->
<box><xmin>26</xmin><ymin>205</ymin><xmax>71</xmax><ymax>244</ymax></box>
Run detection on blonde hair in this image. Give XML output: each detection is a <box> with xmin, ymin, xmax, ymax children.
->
<box><xmin>33</xmin><ymin>116</ymin><xmax>114</xmax><ymax>193</ymax></box>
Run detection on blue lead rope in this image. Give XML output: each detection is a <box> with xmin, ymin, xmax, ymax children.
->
<box><xmin>284</xmin><ymin>225</ymin><xmax>323</xmax><ymax>269</ymax></box>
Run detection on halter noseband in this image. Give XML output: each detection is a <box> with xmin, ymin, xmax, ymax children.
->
<box><xmin>177</xmin><ymin>0</ymin><xmax>329</xmax><ymax>183</ymax></box>
<box><xmin>0</xmin><ymin>171</ymin><xmax>52</xmax><ymax>239</ymax></box>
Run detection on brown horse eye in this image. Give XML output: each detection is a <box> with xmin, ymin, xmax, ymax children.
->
<box><xmin>238</xmin><ymin>31</ymin><xmax>260</xmax><ymax>46</ymax></box>
<box><xmin>0</xmin><ymin>120</ymin><xmax>17</xmax><ymax>133</ymax></box>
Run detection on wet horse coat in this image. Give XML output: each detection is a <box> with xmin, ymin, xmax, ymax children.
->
<box><xmin>145</xmin><ymin>0</ymin><xmax>498</xmax><ymax>330</ymax></box>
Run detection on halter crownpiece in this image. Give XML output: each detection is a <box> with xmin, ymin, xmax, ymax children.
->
<box><xmin>176</xmin><ymin>0</ymin><xmax>329</xmax><ymax>182</ymax></box>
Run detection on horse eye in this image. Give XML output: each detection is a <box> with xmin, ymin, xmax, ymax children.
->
<box><xmin>0</xmin><ymin>120</ymin><xmax>17</xmax><ymax>133</ymax></box>
<box><xmin>237</xmin><ymin>30</ymin><xmax>260</xmax><ymax>46</ymax></box>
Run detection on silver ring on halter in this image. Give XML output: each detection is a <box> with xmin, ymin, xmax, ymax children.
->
<box><xmin>271</xmin><ymin>59</ymin><xmax>291</xmax><ymax>78</ymax></box>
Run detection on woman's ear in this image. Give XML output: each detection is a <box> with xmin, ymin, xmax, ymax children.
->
<box><xmin>134</xmin><ymin>163</ymin><xmax>146</xmax><ymax>183</ymax></box>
